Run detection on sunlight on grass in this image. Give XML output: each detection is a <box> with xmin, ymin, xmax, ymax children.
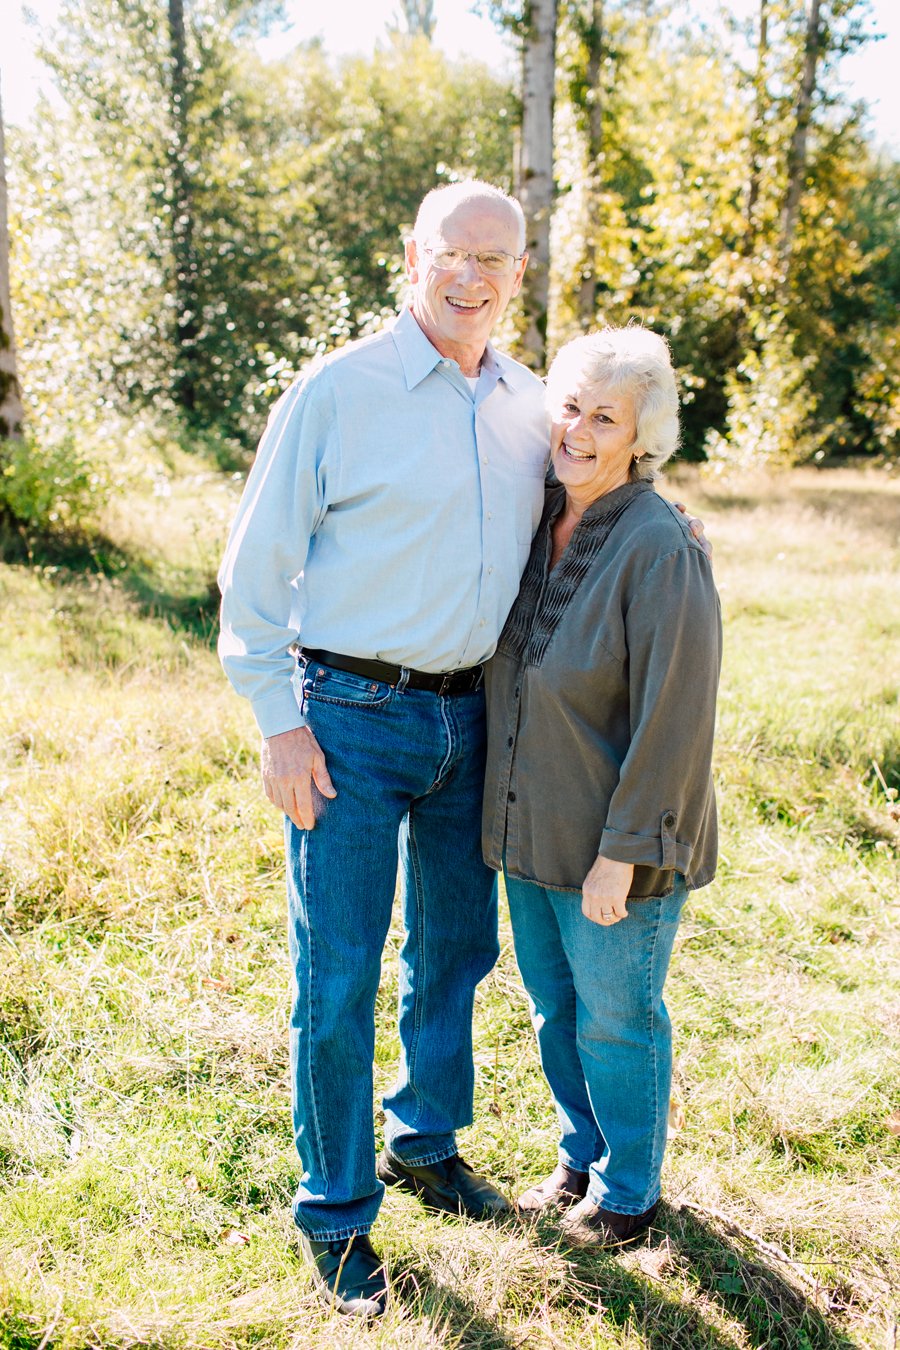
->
<box><xmin>0</xmin><ymin>464</ymin><xmax>897</xmax><ymax>1348</ymax></box>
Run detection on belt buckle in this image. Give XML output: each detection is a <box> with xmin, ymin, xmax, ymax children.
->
<box><xmin>437</xmin><ymin>672</ymin><xmax>453</xmax><ymax>697</ymax></box>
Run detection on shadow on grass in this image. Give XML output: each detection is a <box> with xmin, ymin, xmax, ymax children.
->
<box><xmin>392</xmin><ymin>1258</ymin><xmax>523</xmax><ymax>1349</ymax></box>
<box><xmin>0</xmin><ymin>516</ymin><xmax>221</xmax><ymax>647</ymax></box>
<box><xmin>523</xmin><ymin>1202</ymin><xmax>857</xmax><ymax>1350</ymax></box>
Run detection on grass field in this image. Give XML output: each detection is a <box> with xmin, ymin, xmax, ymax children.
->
<box><xmin>0</xmin><ymin>456</ymin><xmax>898</xmax><ymax>1349</ymax></box>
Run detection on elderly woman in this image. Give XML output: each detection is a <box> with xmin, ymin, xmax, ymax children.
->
<box><xmin>483</xmin><ymin>326</ymin><xmax>721</xmax><ymax>1247</ymax></box>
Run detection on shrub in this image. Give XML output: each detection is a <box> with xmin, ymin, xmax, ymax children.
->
<box><xmin>0</xmin><ymin>431</ymin><xmax>110</xmax><ymax>536</ymax></box>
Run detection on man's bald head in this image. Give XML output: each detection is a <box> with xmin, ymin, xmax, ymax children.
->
<box><xmin>412</xmin><ymin>181</ymin><xmax>526</xmax><ymax>255</ymax></box>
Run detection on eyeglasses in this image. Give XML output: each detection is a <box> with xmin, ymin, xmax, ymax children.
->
<box><xmin>422</xmin><ymin>245</ymin><xmax>525</xmax><ymax>277</ymax></box>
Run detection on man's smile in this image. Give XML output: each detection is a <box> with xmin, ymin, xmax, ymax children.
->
<box><xmin>446</xmin><ymin>297</ymin><xmax>488</xmax><ymax>311</ymax></box>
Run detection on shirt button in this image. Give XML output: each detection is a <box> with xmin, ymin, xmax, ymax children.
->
<box><xmin>488</xmin><ymin>566</ymin><xmax>494</xmax><ymax>575</ymax></box>
<box><xmin>487</xmin><ymin>512</ymin><xmax>493</xmax><ymax>521</ymax></box>
<box><xmin>507</xmin><ymin>791</ymin><xmax>516</xmax><ymax>802</ymax></box>
<box><xmin>479</xmin><ymin>619</ymin><xmax>486</xmax><ymax>626</ymax></box>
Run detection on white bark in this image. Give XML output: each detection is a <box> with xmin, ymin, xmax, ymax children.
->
<box><xmin>780</xmin><ymin>0</ymin><xmax>821</xmax><ymax>265</ymax></box>
<box><xmin>578</xmin><ymin>0</ymin><xmax>604</xmax><ymax>329</ymax></box>
<box><xmin>744</xmin><ymin>0</ymin><xmax>768</xmax><ymax>253</ymax></box>
<box><xmin>517</xmin><ymin>0</ymin><xmax>558</xmax><ymax>370</ymax></box>
<box><xmin>0</xmin><ymin>78</ymin><xmax>24</xmax><ymax>439</ymax></box>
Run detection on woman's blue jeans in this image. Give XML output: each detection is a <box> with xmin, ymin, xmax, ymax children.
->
<box><xmin>286</xmin><ymin>662</ymin><xmax>499</xmax><ymax>1240</ymax></box>
<box><xmin>505</xmin><ymin>871</ymin><xmax>687</xmax><ymax>1215</ymax></box>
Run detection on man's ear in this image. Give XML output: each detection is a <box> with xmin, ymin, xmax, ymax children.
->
<box><xmin>510</xmin><ymin>251</ymin><xmax>528</xmax><ymax>299</ymax></box>
<box><xmin>404</xmin><ymin>237</ymin><xmax>419</xmax><ymax>284</ymax></box>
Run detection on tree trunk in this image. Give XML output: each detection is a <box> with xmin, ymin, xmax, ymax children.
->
<box><xmin>780</xmin><ymin>0</ymin><xmax>821</xmax><ymax>267</ymax></box>
<box><xmin>168</xmin><ymin>0</ymin><xmax>198</xmax><ymax>414</ymax></box>
<box><xmin>743</xmin><ymin>0</ymin><xmax>768</xmax><ymax>258</ymax></box>
<box><xmin>0</xmin><ymin>79</ymin><xmax>24</xmax><ymax>440</ymax></box>
<box><xmin>577</xmin><ymin>0</ymin><xmax>604</xmax><ymax>329</ymax></box>
<box><xmin>517</xmin><ymin>0</ymin><xmax>558</xmax><ymax>371</ymax></box>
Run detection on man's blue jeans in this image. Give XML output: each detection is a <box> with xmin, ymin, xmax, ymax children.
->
<box><xmin>505</xmin><ymin>872</ymin><xmax>687</xmax><ymax>1215</ymax></box>
<box><xmin>286</xmin><ymin>661</ymin><xmax>499</xmax><ymax>1240</ymax></box>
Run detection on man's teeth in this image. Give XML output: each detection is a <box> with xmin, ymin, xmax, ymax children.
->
<box><xmin>447</xmin><ymin>298</ymin><xmax>483</xmax><ymax>309</ymax></box>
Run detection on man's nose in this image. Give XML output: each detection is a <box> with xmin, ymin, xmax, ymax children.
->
<box><xmin>457</xmin><ymin>255</ymin><xmax>482</xmax><ymax>284</ymax></box>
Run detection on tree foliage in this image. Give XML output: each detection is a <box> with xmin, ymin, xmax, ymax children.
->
<box><xmin>546</xmin><ymin>0</ymin><xmax>898</xmax><ymax>461</ymax></box>
<box><xmin>5</xmin><ymin>0</ymin><xmax>898</xmax><ymax>469</ymax></box>
<box><xmin>10</xmin><ymin>11</ymin><xmax>516</xmax><ymax>446</ymax></box>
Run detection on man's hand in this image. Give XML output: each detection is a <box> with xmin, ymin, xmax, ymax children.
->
<box><xmin>261</xmin><ymin>726</ymin><xmax>336</xmax><ymax>830</ymax></box>
<box><xmin>582</xmin><ymin>855</ymin><xmax>634</xmax><ymax>926</ymax></box>
<box><xmin>674</xmin><ymin>501</ymin><xmax>712</xmax><ymax>559</ymax></box>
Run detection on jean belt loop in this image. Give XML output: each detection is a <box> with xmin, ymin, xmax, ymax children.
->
<box><xmin>397</xmin><ymin>666</ymin><xmax>411</xmax><ymax>692</ymax></box>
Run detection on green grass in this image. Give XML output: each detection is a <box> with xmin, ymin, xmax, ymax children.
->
<box><xmin>0</xmin><ymin>459</ymin><xmax>897</xmax><ymax>1348</ymax></box>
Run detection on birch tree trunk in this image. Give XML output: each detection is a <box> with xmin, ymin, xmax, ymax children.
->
<box><xmin>168</xmin><ymin>0</ymin><xmax>198</xmax><ymax>415</ymax></box>
<box><xmin>577</xmin><ymin>0</ymin><xmax>604</xmax><ymax>329</ymax></box>
<box><xmin>744</xmin><ymin>0</ymin><xmax>769</xmax><ymax>258</ymax></box>
<box><xmin>780</xmin><ymin>0</ymin><xmax>821</xmax><ymax>267</ymax></box>
<box><xmin>517</xmin><ymin>0</ymin><xmax>558</xmax><ymax>370</ymax></box>
<box><xmin>0</xmin><ymin>79</ymin><xmax>24</xmax><ymax>440</ymax></box>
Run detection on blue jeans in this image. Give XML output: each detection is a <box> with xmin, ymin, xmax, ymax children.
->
<box><xmin>286</xmin><ymin>662</ymin><xmax>499</xmax><ymax>1240</ymax></box>
<box><xmin>505</xmin><ymin>871</ymin><xmax>687</xmax><ymax>1215</ymax></box>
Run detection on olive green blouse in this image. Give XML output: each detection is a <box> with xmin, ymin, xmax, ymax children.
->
<box><xmin>482</xmin><ymin>480</ymin><xmax>722</xmax><ymax>898</ymax></box>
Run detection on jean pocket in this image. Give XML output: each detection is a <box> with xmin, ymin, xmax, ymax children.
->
<box><xmin>302</xmin><ymin>663</ymin><xmax>394</xmax><ymax>710</ymax></box>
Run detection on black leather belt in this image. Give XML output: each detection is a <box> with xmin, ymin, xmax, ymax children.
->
<box><xmin>301</xmin><ymin>648</ymin><xmax>484</xmax><ymax>696</ymax></box>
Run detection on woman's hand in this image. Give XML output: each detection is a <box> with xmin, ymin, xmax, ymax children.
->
<box><xmin>581</xmin><ymin>855</ymin><xmax>634</xmax><ymax>926</ymax></box>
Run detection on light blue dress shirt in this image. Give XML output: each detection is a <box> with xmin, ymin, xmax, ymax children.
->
<box><xmin>218</xmin><ymin>307</ymin><xmax>550</xmax><ymax>737</ymax></box>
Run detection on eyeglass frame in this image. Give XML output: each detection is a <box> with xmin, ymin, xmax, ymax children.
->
<box><xmin>420</xmin><ymin>243</ymin><xmax>527</xmax><ymax>276</ymax></box>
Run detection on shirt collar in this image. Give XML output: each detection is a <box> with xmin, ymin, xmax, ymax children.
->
<box><xmin>582</xmin><ymin>480</ymin><xmax>653</xmax><ymax>522</ymax></box>
<box><xmin>391</xmin><ymin>306</ymin><xmax>539</xmax><ymax>395</ymax></box>
<box><xmin>391</xmin><ymin>307</ymin><xmax>444</xmax><ymax>390</ymax></box>
<box><xmin>543</xmin><ymin>479</ymin><xmax>652</xmax><ymax>528</ymax></box>
<box><xmin>484</xmin><ymin>343</ymin><xmax>542</xmax><ymax>395</ymax></box>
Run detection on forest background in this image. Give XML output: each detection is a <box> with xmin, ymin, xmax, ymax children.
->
<box><xmin>1</xmin><ymin>0</ymin><xmax>899</xmax><ymax>498</ymax></box>
<box><xmin>0</xmin><ymin>2</ymin><xmax>898</xmax><ymax>1349</ymax></box>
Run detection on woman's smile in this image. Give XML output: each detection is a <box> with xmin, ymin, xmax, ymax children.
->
<box><xmin>560</xmin><ymin>442</ymin><xmax>595</xmax><ymax>462</ymax></box>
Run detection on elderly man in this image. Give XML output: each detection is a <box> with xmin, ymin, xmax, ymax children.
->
<box><xmin>219</xmin><ymin>181</ymin><xmax>548</xmax><ymax>1316</ymax></box>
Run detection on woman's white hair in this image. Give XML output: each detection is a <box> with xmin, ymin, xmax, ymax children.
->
<box><xmin>412</xmin><ymin>181</ymin><xmax>526</xmax><ymax>254</ymax></box>
<box><xmin>546</xmin><ymin>326</ymin><xmax>680</xmax><ymax>482</ymax></box>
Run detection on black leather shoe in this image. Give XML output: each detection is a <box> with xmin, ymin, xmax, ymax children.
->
<box><xmin>377</xmin><ymin>1150</ymin><xmax>511</xmax><ymax>1219</ymax></box>
<box><xmin>299</xmin><ymin>1231</ymin><xmax>387</xmax><ymax>1317</ymax></box>
<box><xmin>560</xmin><ymin>1197</ymin><xmax>659</xmax><ymax>1248</ymax></box>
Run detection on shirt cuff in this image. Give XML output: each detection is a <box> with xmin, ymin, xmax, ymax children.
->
<box><xmin>600</xmin><ymin>812</ymin><xmax>691</xmax><ymax>872</ymax></box>
<box><xmin>251</xmin><ymin>686</ymin><xmax>307</xmax><ymax>738</ymax></box>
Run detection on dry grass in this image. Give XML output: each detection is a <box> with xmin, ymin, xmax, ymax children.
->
<box><xmin>0</xmin><ymin>460</ymin><xmax>898</xmax><ymax>1348</ymax></box>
